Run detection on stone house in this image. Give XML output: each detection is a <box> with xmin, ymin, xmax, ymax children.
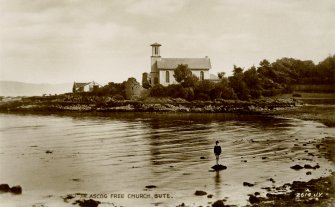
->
<box><xmin>72</xmin><ymin>81</ymin><xmax>101</xmax><ymax>93</ymax></box>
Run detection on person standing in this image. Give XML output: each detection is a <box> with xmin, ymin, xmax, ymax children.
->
<box><xmin>214</xmin><ymin>141</ymin><xmax>222</xmax><ymax>165</ymax></box>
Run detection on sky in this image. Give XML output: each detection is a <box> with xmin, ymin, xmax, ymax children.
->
<box><xmin>0</xmin><ymin>0</ymin><xmax>334</xmax><ymax>85</ymax></box>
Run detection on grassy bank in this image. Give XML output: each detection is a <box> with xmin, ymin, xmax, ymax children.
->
<box><xmin>264</xmin><ymin>105</ymin><xmax>335</xmax><ymax>127</ymax></box>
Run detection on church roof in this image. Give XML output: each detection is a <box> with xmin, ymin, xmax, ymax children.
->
<box><xmin>157</xmin><ymin>58</ymin><xmax>211</xmax><ymax>70</ymax></box>
<box><xmin>150</xmin><ymin>42</ymin><xmax>161</xmax><ymax>46</ymax></box>
<box><xmin>73</xmin><ymin>81</ymin><xmax>101</xmax><ymax>88</ymax></box>
<box><xmin>73</xmin><ymin>82</ymin><xmax>89</xmax><ymax>88</ymax></box>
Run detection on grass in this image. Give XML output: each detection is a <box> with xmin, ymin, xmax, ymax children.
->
<box><xmin>271</xmin><ymin>105</ymin><xmax>335</xmax><ymax>127</ymax></box>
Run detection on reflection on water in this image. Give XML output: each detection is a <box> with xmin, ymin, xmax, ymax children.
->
<box><xmin>0</xmin><ymin>112</ymin><xmax>334</xmax><ymax>207</ymax></box>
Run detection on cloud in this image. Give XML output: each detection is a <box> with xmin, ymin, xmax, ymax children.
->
<box><xmin>126</xmin><ymin>0</ymin><xmax>189</xmax><ymax>16</ymax></box>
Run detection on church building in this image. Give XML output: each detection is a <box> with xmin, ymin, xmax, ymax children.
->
<box><xmin>146</xmin><ymin>43</ymin><xmax>212</xmax><ymax>86</ymax></box>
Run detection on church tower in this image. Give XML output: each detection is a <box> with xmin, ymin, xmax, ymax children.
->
<box><xmin>150</xmin><ymin>42</ymin><xmax>161</xmax><ymax>86</ymax></box>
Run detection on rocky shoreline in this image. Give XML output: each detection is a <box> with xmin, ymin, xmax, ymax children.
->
<box><xmin>0</xmin><ymin>96</ymin><xmax>299</xmax><ymax>114</ymax></box>
<box><xmin>1</xmin><ymin>96</ymin><xmax>333</xmax><ymax>207</ymax></box>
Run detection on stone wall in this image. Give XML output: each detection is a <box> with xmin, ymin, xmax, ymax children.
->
<box><xmin>125</xmin><ymin>78</ymin><xmax>143</xmax><ymax>100</ymax></box>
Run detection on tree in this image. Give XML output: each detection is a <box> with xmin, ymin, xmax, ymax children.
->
<box><xmin>228</xmin><ymin>66</ymin><xmax>250</xmax><ymax>100</ymax></box>
<box><xmin>173</xmin><ymin>64</ymin><xmax>198</xmax><ymax>87</ymax></box>
<box><xmin>243</xmin><ymin>66</ymin><xmax>261</xmax><ymax>99</ymax></box>
<box><xmin>149</xmin><ymin>84</ymin><xmax>166</xmax><ymax>97</ymax></box>
<box><xmin>166</xmin><ymin>84</ymin><xmax>187</xmax><ymax>98</ymax></box>
<box><xmin>194</xmin><ymin>80</ymin><xmax>215</xmax><ymax>100</ymax></box>
<box><xmin>217</xmin><ymin>72</ymin><xmax>226</xmax><ymax>79</ymax></box>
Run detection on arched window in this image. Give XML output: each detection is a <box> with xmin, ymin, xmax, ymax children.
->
<box><xmin>166</xmin><ymin>71</ymin><xmax>170</xmax><ymax>83</ymax></box>
<box><xmin>200</xmin><ymin>71</ymin><xmax>204</xmax><ymax>80</ymax></box>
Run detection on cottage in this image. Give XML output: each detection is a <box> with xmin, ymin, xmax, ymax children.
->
<box><xmin>146</xmin><ymin>43</ymin><xmax>212</xmax><ymax>86</ymax></box>
<box><xmin>72</xmin><ymin>81</ymin><xmax>101</xmax><ymax>93</ymax></box>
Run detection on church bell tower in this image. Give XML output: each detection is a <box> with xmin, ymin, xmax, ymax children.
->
<box><xmin>150</xmin><ymin>42</ymin><xmax>161</xmax><ymax>86</ymax></box>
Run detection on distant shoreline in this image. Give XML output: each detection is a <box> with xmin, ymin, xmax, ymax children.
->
<box><xmin>0</xmin><ymin>95</ymin><xmax>299</xmax><ymax>114</ymax></box>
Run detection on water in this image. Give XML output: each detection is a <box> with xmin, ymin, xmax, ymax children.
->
<box><xmin>0</xmin><ymin>112</ymin><xmax>334</xmax><ymax>207</ymax></box>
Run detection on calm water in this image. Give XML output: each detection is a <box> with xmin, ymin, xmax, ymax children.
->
<box><xmin>0</xmin><ymin>112</ymin><xmax>334</xmax><ymax>207</ymax></box>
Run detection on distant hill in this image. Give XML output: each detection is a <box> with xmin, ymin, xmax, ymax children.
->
<box><xmin>0</xmin><ymin>81</ymin><xmax>73</xmax><ymax>97</ymax></box>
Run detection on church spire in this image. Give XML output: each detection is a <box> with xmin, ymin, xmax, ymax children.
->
<box><xmin>150</xmin><ymin>42</ymin><xmax>161</xmax><ymax>57</ymax></box>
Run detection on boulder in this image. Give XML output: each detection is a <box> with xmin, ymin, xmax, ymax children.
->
<box><xmin>249</xmin><ymin>195</ymin><xmax>260</xmax><ymax>204</ymax></box>
<box><xmin>290</xmin><ymin>164</ymin><xmax>303</xmax><ymax>170</ymax></box>
<box><xmin>243</xmin><ymin>182</ymin><xmax>254</xmax><ymax>187</ymax></box>
<box><xmin>212</xmin><ymin>200</ymin><xmax>226</xmax><ymax>207</ymax></box>
<box><xmin>0</xmin><ymin>184</ymin><xmax>10</xmax><ymax>192</ymax></box>
<box><xmin>145</xmin><ymin>185</ymin><xmax>157</xmax><ymax>189</ymax></box>
<box><xmin>194</xmin><ymin>190</ymin><xmax>207</xmax><ymax>196</ymax></box>
<box><xmin>10</xmin><ymin>185</ymin><xmax>22</xmax><ymax>194</ymax></box>
<box><xmin>211</xmin><ymin>165</ymin><xmax>227</xmax><ymax>171</ymax></box>
<box><xmin>74</xmin><ymin>199</ymin><xmax>100</xmax><ymax>207</ymax></box>
<box><xmin>304</xmin><ymin>164</ymin><xmax>313</xmax><ymax>169</ymax></box>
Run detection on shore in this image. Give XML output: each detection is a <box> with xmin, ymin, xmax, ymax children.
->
<box><xmin>0</xmin><ymin>95</ymin><xmax>299</xmax><ymax>114</ymax></box>
<box><xmin>0</xmin><ymin>96</ymin><xmax>334</xmax><ymax>207</ymax></box>
<box><xmin>245</xmin><ymin>105</ymin><xmax>335</xmax><ymax>207</ymax></box>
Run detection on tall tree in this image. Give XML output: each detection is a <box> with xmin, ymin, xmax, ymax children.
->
<box><xmin>173</xmin><ymin>64</ymin><xmax>198</xmax><ymax>87</ymax></box>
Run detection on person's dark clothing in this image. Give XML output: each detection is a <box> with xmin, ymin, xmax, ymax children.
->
<box><xmin>214</xmin><ymin>145</ymin><xmax>221</xmax><ymax>155</ymax></box>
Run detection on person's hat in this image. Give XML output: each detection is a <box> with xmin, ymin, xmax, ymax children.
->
<box><xmin>216</xmin><ymin>141</ymin><xmax>219</xmax><ymax>144</ymax></box>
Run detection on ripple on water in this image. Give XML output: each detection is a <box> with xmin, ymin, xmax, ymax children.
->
<box><xmin>0</xmin><ymin>113</ymin><xmax>334</xmax><ymax>207</ymax></box>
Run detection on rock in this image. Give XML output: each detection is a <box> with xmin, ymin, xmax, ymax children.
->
<box><xmin>0</xmin><ymin>184</ymin><xmax>10</xmax><ymax>192</ymax></box>
<box><xmin>261</xmin><ymin>187</ymin><xmax>271</xmax><ymax>191</ymax></box>
<box><xmin>306</xmin><ymin>171</ymin><xmax>312</xmax><ymax>175</ymax></box>
<box><xmin>194</xmin><ymin>190</ymin><xmax>207</xmax><ymax>196</ymax></box>
<box><xmin>207</xmin><ymin>194</ymin><xmax>213</xmax><ymax>198</ymax></box>
<box><xmin>269</xmin><ymin>178</ymin><xmax>275</xmax><ymax>183</ymax></box>
<box><xmin>200</xmin><ymin>156</ymin><xmax>206</xmax><ymax>159</ymax></box>
<box><xmin>176</xmin><ymin>203</ymin><xmax>185</xmax><ymax>207</ymax></box>
<box><xmin>243</xmin><ymin>182</ymin><xmax>254</xmax><ymax>187</ymax></box>
<box><xmin>145</xmin><ymin>185</ymin><xmax>157</xmax><ymax>189</ymax></box>
<box><xmin>304</xmin><ymin>164</ymin><xmax>313</xmax><ymax>169</ymax></box>
<box><xmin>10</xmin><ymin>185</ymin><xmax>22</xmax><ymax>194</ymax></box>
<box><xmin>74</xmin><ymin>199</ymin><xmax>100</xmax><ymax>207</ymax></box>
<box><xmin>211</xmin><ymin>165</ymin><xmax>227</xmax><ymax>171</ymax></box>
<box><xmin>313</xmin><ymin>164</ymin><xmax>320</xmax><ymax>169</ymax></box>
<box><xmin>212</xmin><ymin>200</ymin><xmax>226</xmax><ymax>207</ymax></box>
<box><xmin>254</xmin><ymin>192</ymin><xmax>260</xmax><ymax>196</ymax></box>
<box><xmin>45</xmin><ymin>150</ymin><xmax>53</xmax><ymax>154</ymax></box>
<box><xmin>249</xmin><ymin>195</ymin><xmax>260</xmax><ymax>204</ymax></box>
<box><xmin>262</xmin><ymin>157</ymin><xmax>267</xmax><ymax>160</ymax></box>
<box><xmin>290</xmin><ymin>164</ymin><xmax>303</xmax><ymax>170</ymax></box>
<box><xmin>63</xmin><ymin>194</ymin><xmax>75</xmax><ymax>202</ymax></box>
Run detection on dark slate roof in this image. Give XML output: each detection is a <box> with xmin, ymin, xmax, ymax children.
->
<box><xmin>73</xmin><ymin>82</ymin><xmax>89</xmax><ymax>88</ymax></box>
<box><xmin>157</xmin><ymin>58</ymin><xmax>211</xmax><ymax>70</ymax></box>
<box><xmin>150</xmin><ymin>42</ymin><xmax>161</xmax><ymax>46</ymax></box>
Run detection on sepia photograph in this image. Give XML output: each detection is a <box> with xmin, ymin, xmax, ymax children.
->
<box><xmin>0</xmin><ymin>0</ymin><xmax>334</xmax><ymax>206</ymax></box>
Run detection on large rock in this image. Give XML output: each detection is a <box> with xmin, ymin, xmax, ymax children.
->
<box><xmin>0</xmin><ymin>184</ymin><xmax>10</xmax><ymax>192</ymax></box>
<box><xmin>249</xmin><ymin>195</ymin><xmax>260</xmax><ymax>204</ymax></box>
<box><xmin>10</xmin><ymin>185</ymin><xmax>22</xmax><ymax>194</ymax></box>
<box><xmin>290</xmin><ymin>164</ymin><xmax>303</xmax><ymax>170</ymax></box>
<box><xmin>243</xmin><ymin>182</ymin><xmax>254</xmax><ymax>187</ymax></box>
<box><xmin>74</xmin><ymin>199</ymin><xmax>100</xmax><ymax>207</ymax></box>
<box><xmin>211</xmin><ymin>165</ymin><xmax>227</xmax><ymax>171</ymax></box>
<box><xmin>194</xmin><ymin>190</ymin><xmax>207</xmax><ymax>196</ymax></box>
<box><xmin>212</xmin><ymin>200</ymin><xmax>226</xmax><ymax>207</ymax></box>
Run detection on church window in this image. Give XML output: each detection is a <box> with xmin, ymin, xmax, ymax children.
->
<box><xmin>200</xmin><ymin>71</ymin><xmax>204</xmax><ymax>80</ymax></box>
<box><xmin>166</xmin><ymin>71</ymin><xmax>170</xmax><ymax>83</ymax></box>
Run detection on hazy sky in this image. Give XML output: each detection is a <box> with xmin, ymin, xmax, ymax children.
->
<box><xmin>1</xmin><ymin>0</ymin><xmax>334</xmax><ymax>84</ymax></box>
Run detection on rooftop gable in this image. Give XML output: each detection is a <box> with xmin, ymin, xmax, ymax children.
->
<box><xmin>157</xmin><ymin>58</ymin><xmax>211</xmax><ymax>70</ymax></box>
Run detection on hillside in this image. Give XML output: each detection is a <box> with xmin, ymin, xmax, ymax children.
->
<box><xmin>0</xmin><ymin>81</ymin><xmax>72</xmax><ymax>97</ymax></box>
